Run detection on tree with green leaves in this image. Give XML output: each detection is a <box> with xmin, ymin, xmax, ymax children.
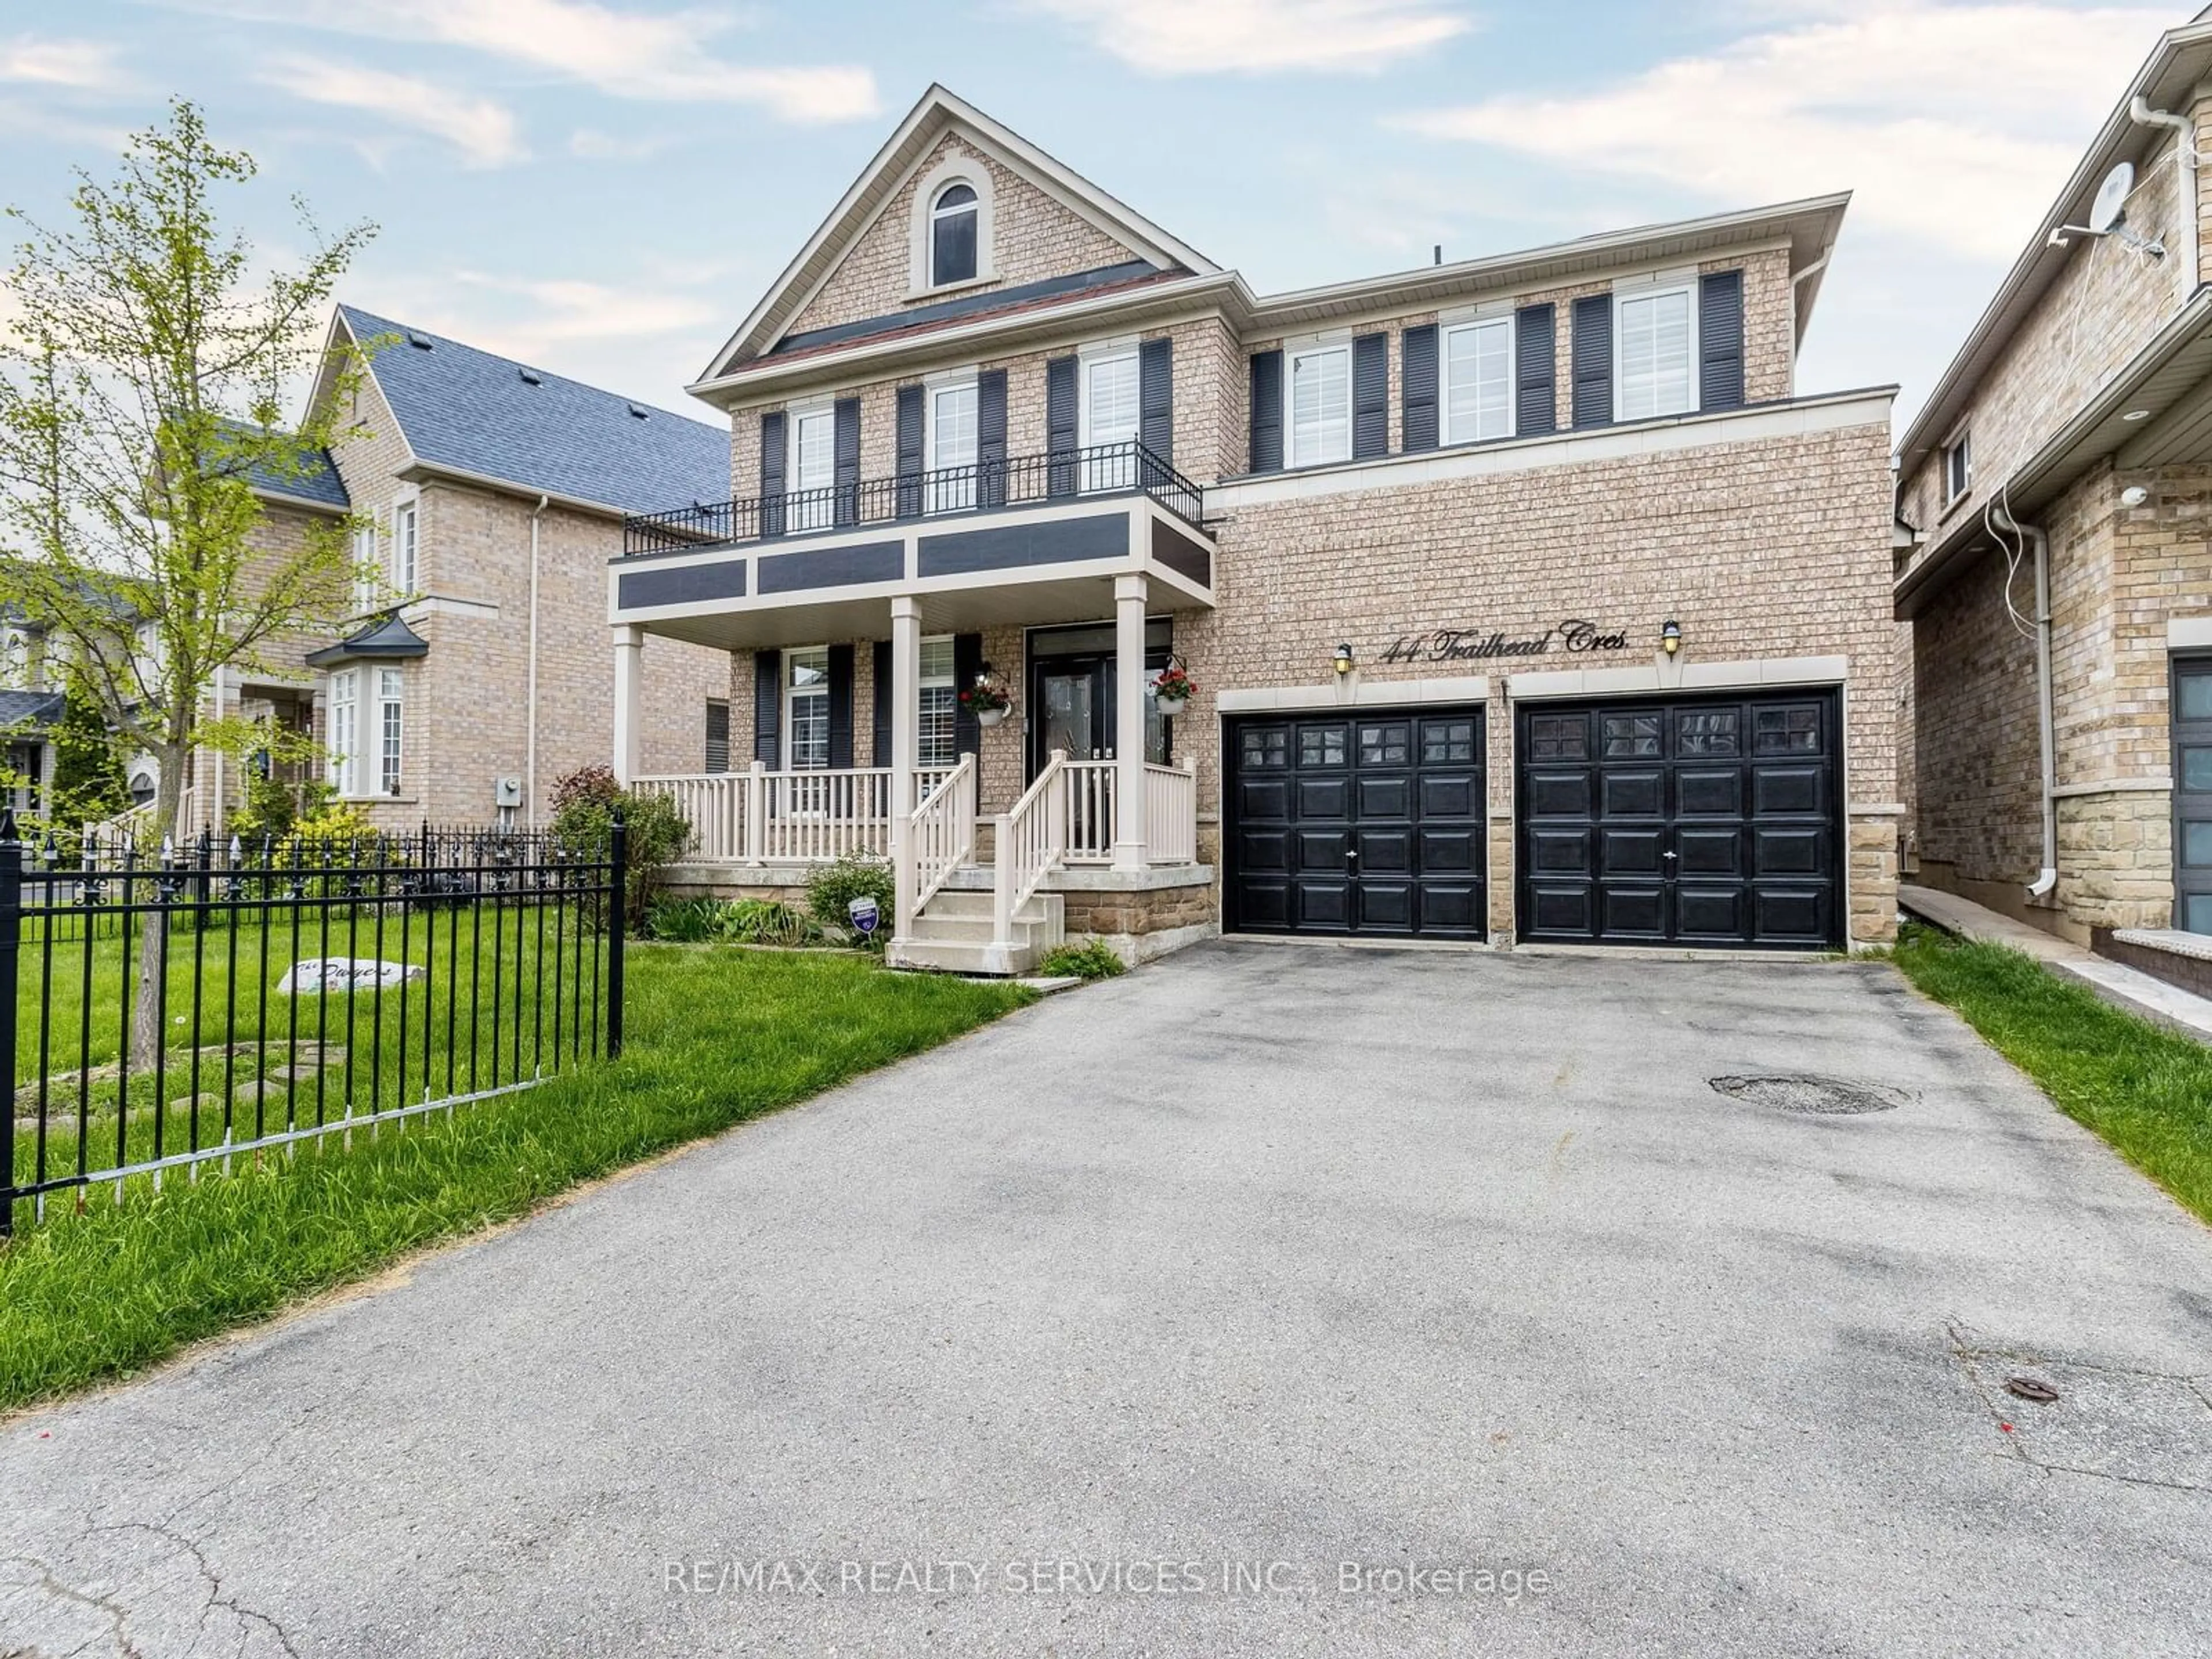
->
<box><xmin>0</xmin><ymin>99</ymin><xmax>377</xmax><ymax>1063</ymax></box>
<box><xmin>44</xmin><ymin>667</ymin><xmax>131</xmax><ymax>842</ymax></box>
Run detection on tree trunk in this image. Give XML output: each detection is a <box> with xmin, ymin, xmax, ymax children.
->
<box><xmin>128</xmin><ymin>743</ymin><xmax>190</xmax><ymax>1078</ymax></box>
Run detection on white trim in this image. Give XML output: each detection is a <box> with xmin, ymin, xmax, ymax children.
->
<box><xmin>924</xmin><ymin>372</ymin><xmax>980</xmax><ymax>514</ymax></box>
<box><xmin>786</xmin><ymin>398</ymin><xmax>837</xmax><ymax>533</ymax></box>
<box><xmin>1287</xmin><ymin>340</ymin><xmax>1355</xmax><ymax>469</ymax></box>
<box><xmin>1214</xmin><ymin>388</ymin><xmax>1895</xmax><ymax>509</ymax></box>
<box><xmin>910</xmin><ymin>157</ymin><xmax>995</xmax><ymax>295</ymax></box>
<box><xmin>1441</xmin><ymin>315</ymin><xmax>1515</xmax><ymax>447</ymax></box>
<box><xmin>1217</xmin><ymin>676</ymin><xmax>1491</xmax><ymax>712</ymax></box>
<box><xmin>2168</xmin><ymin>616</ymin><xmax>2212</xmax><ymax>650</ymax></box>
<box><xmin>1506</xmin><ymin>655</ymin><xmax>1848</xmax><ymax>700</ymax></box>
<box><xmin>389</xmin><ymin>493</ymin><xmax>421</xmax><ymax>596</ymax></box>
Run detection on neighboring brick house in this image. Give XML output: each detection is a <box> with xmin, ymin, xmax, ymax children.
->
<box><xmin>613</xmin><ymin>85</ymin><xmax>1896</xmax><ymax>968</ymax></box>
<box><xmin>1897</xmin><ymin>15</ymin><xmax>2212</xmax><ymax>956</ymax></box>
<box><xmin>213</xmin><ymin>309</ymin><xmax>735</xmax><ymax>835</ymax></box>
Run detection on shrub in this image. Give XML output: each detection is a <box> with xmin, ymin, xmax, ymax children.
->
<box><xmin>1037</xmin><ymin>939</ymin><xmax>1127</xmax><ymax>980</ymax></box>
<box><xmin>645</xmin><ymin>897</ymin><xmax>722</xmax><ymax>943</ymax></box>
<box><xmin>805</xmin><ymin>855</ymin><xmax>895</xmax><ymax>946</ymax></box>
<box><xmin>548</xmin><ymin>763</ymin><xmax>691</xmax><ymax>929</ymax></box>
<box><xmin>722</xmin><ymin>898</ymin><xmax>819</xmax><ymax>947</ymax></box>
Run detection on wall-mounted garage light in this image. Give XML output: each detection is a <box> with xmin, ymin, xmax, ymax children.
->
<box><xmin>1660</xmin><ymin>620</ymin><xmax>1683</xmax><ymax>657</ymax></box>
<box><xmin>1333</xmin><ymin>643</ymin><xmax>1356</xmax><ymax>677</ymax></box>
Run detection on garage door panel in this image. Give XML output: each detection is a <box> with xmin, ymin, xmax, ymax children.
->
<box><xmin>1518</xmin><ymin>691</ymin><xmax>1839</xmax><ymax>950</ymax></box>
<box><xmin>1677</xmin><ymin>827</ymin><xmax>1743</xmax><ymax>876</ymax></box>
<box><xmin>1603</xmin><ymin>828</ymin><xmax>1665</xmax><ymax>876</ymax></box>
<box><xmin>1601</xmin><ymin>770</ymin><xmax>1664</xmax><ymax>817</ymax></box>
<box><xmin>1419</xmin><ymin>827</ymin><xmax>1479</xmax><ymax>872</ymax></box>
<box><xmin>1228</xmin><ymin>707</ymin><xmax>1486</xmax><ymax>939</ymax></box>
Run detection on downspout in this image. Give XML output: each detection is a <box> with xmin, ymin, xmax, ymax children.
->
<box><xmin>1992</xmin><ymin>503</ymin><xmax>2059</xmax><ymax>901</ymax></box>
<box><xmin>2130</xmin><ymin>96</ymin><xmax>2199</xmax><ymax>293</ymax></box>
<box><xmin>527</xmin><ymin>493</ymin><xmax>548</xmax><ymax>828</ymax></box>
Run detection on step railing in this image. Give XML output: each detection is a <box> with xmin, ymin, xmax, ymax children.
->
<box><xmin>1144</xmin><ymin>759</ymin><xmax>1199</xmax><ymax>864</ymax></box>
<box><xmin>1062</xmin><ymin>760</ymin><xmax>1116</xmax><ymax>865</ymax></box>
<box><xmin>907</xmin><ymin>753</ymin><xmax>976</xmax><ymax>916</ymax></box>
<box><xmin>993</xmin><ymin>749</ymin><xmax>1069</xmax><ymax>950</ymax></box>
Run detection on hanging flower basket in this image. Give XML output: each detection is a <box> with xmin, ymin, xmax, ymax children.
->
<box><xmin>1151</xmin><ymin>665</ymin><xmax>1196</xmax><ymax>718</ymax></box>
<box><xmin>961</xmin><ymin>679</ymin><xmax>1012</xmax><ymax>728</ymax></box>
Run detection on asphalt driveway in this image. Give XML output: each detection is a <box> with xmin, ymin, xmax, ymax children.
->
<box><xmin>4</xmin><ymin>941</ymin><xmax>2210</xmax><ymax>1657</ymax></box>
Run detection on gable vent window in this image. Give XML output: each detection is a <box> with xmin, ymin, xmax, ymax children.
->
<box><xmin>1616</xmin><ymin>285</ymin><xmax>1696</xmax><ymax>422</ymax></box>
<box><xmin>931</xmin><ymin>182</ymin><xmax>979</xmax><ymax>287</ymax></box>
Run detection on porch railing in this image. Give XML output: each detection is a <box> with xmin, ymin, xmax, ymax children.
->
<box><xmin>1145</xmin><ymin>760</ymin><xmax>1199</xmax><ymax>865</ymax></box>
<box><xmin>908</xmin><ymin>755</ymin><xmax>976</xmax><ymax>914</ymax></box>
<box><xmin>622</xmin><ymin>439</ymin><xmax>1205</xmax><ymax>558</ymax></box>
<box><xmin>635</xmin><ymin>764</ymin><xmax>954</xmax><ymax>864</ymax></box>
<box><xmin>1061</xmin><ymin>760</ymin><xmax>1116</xmax><ymax>864</ymax></box>
<box><xmin>993</xmin><ymin>749</ymin><xmax>1069</xmax><ymax>950</ymax></box>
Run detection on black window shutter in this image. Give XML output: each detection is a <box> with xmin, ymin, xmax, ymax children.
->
<box><xmin>1571</xmin><ymin>294</ymin><xmax>1613</xmax><ymax>429</ymax></box>
<box><xmin>1400</xmin><ymin>324</ymin><xmax>1438</xmax><ymax>453</ymax></box>
<box><xmin>978</xmin><ymin>369</ymin><xmax>1008</xmax><ymax>509</ymax></box>
<box><xmin>1516</xmin><ymin>304</ymin><xmax>1557</xmax><ymax>437</ymax></box>
<box><xmin>895</xmin><ymin>384</ymin><xmax>925</xmax><ymax>518</ymax></box>
<box><xmin>759</xmin><ymin>410</ymin><xmax>786</xmax><ymax>537</ymax></box>
<box><xmin>833</xmin><ymin>397</ymin><xmax>861</xmax><ymax>526</ymax></box>
<box><xmin>1352</xmin><ymin>332</ymin><xmax>1389</xmax><ymax>460</ymax></box>
<box><xmin>953</xmin><ymin>632</ymin><xmax>983</xmax><ymax>761</ymax></box>
<box><xmin>1139</xmin><ymin>336</ymin><xmax>1173</xmax><ymax>472</ymax></box>
<box><xmin>1248</xmin><ymin>350</ymin><xmax>1283</xmax><ymax>474</ymax></box>
<box><xmin>752</xmin><ymin>650</ymin><xmax>780</xmax><ymax>767</ymax></box>
<box><xmin>1699</xmin><ymin>269</ymin><xmax>1745</xmax><ymax>412</ymax></box>
<box><xmin>872</xmin><ymin>640</ymin><xmax>893</xmax><ymax>766</ymax></box>
<box><xmin>826</xmin><ymin>642</ymin><xmax>854</xmax><ymax>769</ymax></box>
<box><xmin>705</xmin><ymin>700</ymin><xmax>730</xmax><ymax>774</ymax></box>
<box><xmin>1046</xmin><ymin>355</ymin><xmax>1078</xmax><ymax>498</ymax></box>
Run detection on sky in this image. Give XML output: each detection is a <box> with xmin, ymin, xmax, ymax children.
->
<box><xmin>0</xmin><ymin>0</ymin><xmax>2196</xmax><ymax>437</ymax></box>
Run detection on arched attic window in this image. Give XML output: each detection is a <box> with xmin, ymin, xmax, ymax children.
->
<box><xmin>930</xmin><ymin>182</ymin><xmax>979</xmax><ymax>287</ymax></box>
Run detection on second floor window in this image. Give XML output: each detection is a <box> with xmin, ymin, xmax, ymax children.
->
<box><xmin>786</xmin><ymin>646</ymin><xmax>830</xmax><ymax>770</ymax></box>
<box><xmin>931</xmin><ymin>183</ymin><xmax>979</xmax><ymax>286</ymax></box>
<box><xmin>1289</xmin><ymin>344</ymin><xmax>1351</xmax><ymax>469</ymax></box>
<box><xmin>392</xmin><ymin>501</ymin><xmax>419</xmax><ymax>594</ymax></box>
<box><xmin>1616</xmin><ymin>286</ymin><xmax>1695</xmax><ymax>422</ymax></box>
<box><xmin>928</xmin><ymin>380</ymin><xmax>979</xmax><ymax>514</ymax></box>
<box><xmin>1944</xmin><ymin>431</ymin><xmax>1972</xmax><ymax>503</ymax></box>
<box><xmin>790</xmin><ymin>406</ymin><xmax>835</xmax><ymax>531</ymax></box>
<box><xmin>1081</xmin><ymin>349</ymin><xmax>1139</xmax><ymax>491</ymax></box>
<box><xmin>1444</xmin><ymin>318</ymin><xmax>1514</xmax><ymax>445</ymax></box>
<box><xmin>351</xmin><ymin>524</ymin><xmax>379</xmax><ymax>611</ymax></box>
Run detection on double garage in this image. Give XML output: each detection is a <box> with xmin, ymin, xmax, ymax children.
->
<box><xmin>1224</xmin><ymin>687</ymin><xmax>1844</xmax><ymax>950</ymax></box>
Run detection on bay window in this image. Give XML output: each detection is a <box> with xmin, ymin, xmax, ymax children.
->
<box><xmin>326</xmin><ymin>669</ymin><xmax>358</xmax><ymax>796</ymax></box>
<box><xmin>377</xmin><ymin>669</ymin><xmax>403</xmax><ymax>797</ymax></box>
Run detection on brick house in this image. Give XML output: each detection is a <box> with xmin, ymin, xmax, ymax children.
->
<box><xmin>614</xmin><ymin>85</ymin><xmax>1898</xmax><ymax>969</ymax></box>
<box><xmin>210</xmin><ymin>309</ymin><xmax>736</xmax><ymax>836</ymax></box>
<box><xmin>1897</xmin><ymin>15</ymin><xmax>2212</xmax><ymax>962</ymax></box>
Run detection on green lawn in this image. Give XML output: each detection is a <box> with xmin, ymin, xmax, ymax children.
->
<box><xmin>12</xmin><ymin>903</ymin><xmax>608</xmax><ymax>1206</ymax></box>
<box><xmin>1891</xmin><ymin>922</ymin><xmax>2212</xmax><ymax>1227</ymax></box>
<box><xmin>0</xmin><ymin>946</ymin><xmax>1029</xmax><ymax>1411</ymax></box>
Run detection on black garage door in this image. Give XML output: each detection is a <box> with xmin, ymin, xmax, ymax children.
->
<box><xmin>1227</xmin><ymin>709</ymin><xmax>1486</xmax><ymax>938</ymax></box>
<box><xmin>1517</xmin><ymin>690</ymin><xmax>1842</xmax><ymax>949</ymax></box>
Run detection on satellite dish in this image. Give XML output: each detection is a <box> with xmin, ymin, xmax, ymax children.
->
<box><xmin>2089</xmin><ymin>162</ymin><xmax>2134</xmax><ymax>233</ymax></box>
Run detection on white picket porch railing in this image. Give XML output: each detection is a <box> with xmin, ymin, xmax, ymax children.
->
<box><xmin>1144</xmin><ymin>760</ymin><xmax>1199</xmax><ymax>865</ymax></box>
<box><xmin>1061</xmin><ymin>760</ymin><xmax>1117</xmax><ymax>865</ymax></box>
<box><xmin>636</xmin><ymin>763</ymin><xmax>955</xmax><ymax>864</ymax></box>
<box><xmin>908</xmin><ymin>754</ymin><xmax>976</xmax><ymax>912</ymax></box>
<box><xmin>993</xmin><ymin>749</ymin><xmax>1069</xmax><ymax>948</ymax></box>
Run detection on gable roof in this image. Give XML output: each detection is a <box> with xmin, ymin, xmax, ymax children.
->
<box><xmin>335</xmin><ymin>306</ymin><xmax>728</xmax><ymax>517</ymax></box>
<box><xmin>696</xmin><ymin>85</ymin><xmax>1219</xmax><ymax>384</ymax></box>
<box><xmin>219</xmin><ymin>423</ymin><xmax>351</xmax><ymax>514</ymax></box>
<box><xmin>0</xmin><ymin>690</ymin><xmax>65</xmax><ymax>731</ymax></box>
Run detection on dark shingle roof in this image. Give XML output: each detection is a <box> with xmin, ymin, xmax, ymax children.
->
<box><xmin>0</xmin><ymin>690</ymin><xmax>65</xmax><ymax>730</ymax></box>
<box><xmin>340</xmin><ymin>306</ymin><xmax>728</xmax><ymax>516</ymax></box>
<box><xmin>243</xmin><ymin>445</ymin><xmax>351</xmax><ymax>511</ymax></box>
<box><xmin>305</xmin><ymin>611</ymin><xmax>430</xmax><ymax>669</ymax></box>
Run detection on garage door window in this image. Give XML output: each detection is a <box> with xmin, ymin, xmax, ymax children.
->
<box><xmin>1527</xmin><ymin>714</ymin><xmax>1586</xmax><ymax>761</ymax></box>
<box><xmin>1423</xmin><ymin>719</ymin><xmax>1477</xmax><ymax>763</ymax></box>
<box><xmin>1242</xmin><ymin>727</ymin><xmax>1287</xmax><ymax>768</ymax></box>
<box><xmin>1676</xmin><ymin>709</ymin><xmax>1740</xmax><ymax>755</ymax></box>
<box><xmin>1604</xmin><ymin>713</ymin><xmax>1661</xmax><ymax>757</ymax></box>
<box><xmin>1359</xmin><ymin>722</ymin><xmax>1410</xmax><ymax>766</ymax></box>
<box><xmin>1755</xmin><ymin>707</ymin><xmax>1820</xmax><ymax>753</ymax></box>
<box><xmin>1300</xmin><ymin>724</ymin><xmax>1347</xmax><ymax>766</ymax></box>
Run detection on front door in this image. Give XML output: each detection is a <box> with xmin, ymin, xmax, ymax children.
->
<box><xmin>2173</xmin><ymin>656</ymin><xmax>2212</xmax><ymax>934</ymax></box>
<box><xmin>1026</xmin><ymin>650</ymin><xmax>1170</xmax><ymax>775</ymax></box>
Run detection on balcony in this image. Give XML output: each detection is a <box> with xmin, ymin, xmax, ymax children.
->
<box><xmin>622</xmin><ymin>440</ymin><xmax>1204</xmax><ymax>558</ymax></box>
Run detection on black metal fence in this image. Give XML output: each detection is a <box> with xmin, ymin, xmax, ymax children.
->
<box><xmin>1</xmin><ymin>816</ymin><xmax>626</xmax><ymax>1233</ymax></box>
<box><xmin>622</xmin><ymin>438</ymin><xmax>1206</xmax><ymax>556</ymax></box>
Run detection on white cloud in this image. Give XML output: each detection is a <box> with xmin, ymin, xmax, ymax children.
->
<box><xmin>0</xmin><ymin>36</ymin><xmax>130</xmax><ymax>92</ymax></box>
<box><xmin>173</xmin><ymin>0</ymin><xmax>877</xmax><ymax>123</ymax></box>
<box><xmin>262</xmin><ymin>56</ymin><xmax>527</xmax><ymax>168</ymax></box>
<box><xmin>1395</xmin><ymin>1</ymin><xmax>2173</xmax><ymax>259</ymax></box>
<box><xmin>569</xmin><ymin>127</ymin><xmax>669</xmax><ymax>161</ymax></box>
<box><xmin>1020</xmin><ymin>0</ymin><xmax>1470</xmax><ymax>74</ymax></box>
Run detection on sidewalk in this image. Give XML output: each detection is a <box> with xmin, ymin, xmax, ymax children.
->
<box><xmin>1899</xmin><ymin>883</ymin><xmax>2212</xmax><ymax>1043</ymax></box>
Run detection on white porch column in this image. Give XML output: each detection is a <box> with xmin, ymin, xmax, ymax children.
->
<box><xmin>1112</xmin><ymin>571</ymin><xmax>1149</xmax><ymax>871</ymax></box>
<box><xmin>889</xmin><ymin>595</ymin><xmax>923</xmax><ymax>942</ymax></box>
<box><xmin>611</xmin><ymin>624</ymin><xmax>644</xmax><ymax>785</ymax></box>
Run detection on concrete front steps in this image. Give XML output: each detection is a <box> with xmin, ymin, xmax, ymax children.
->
<box><xmin>888</xmin><ymin>884</ymin><xmax>1065</xmax><ymax>976</ymax></box>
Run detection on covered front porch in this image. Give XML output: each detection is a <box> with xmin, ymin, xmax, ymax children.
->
<box><xmin>607</xmin><ymin>468</ymin><xmax>1217</xmax><ymax>972</ymax></box>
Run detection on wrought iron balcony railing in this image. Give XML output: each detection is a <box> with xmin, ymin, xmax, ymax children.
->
<box><xmin>623</xmin><ymin>440</ymin><xmax>1205</xmax><ymax>559</ymax></box>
